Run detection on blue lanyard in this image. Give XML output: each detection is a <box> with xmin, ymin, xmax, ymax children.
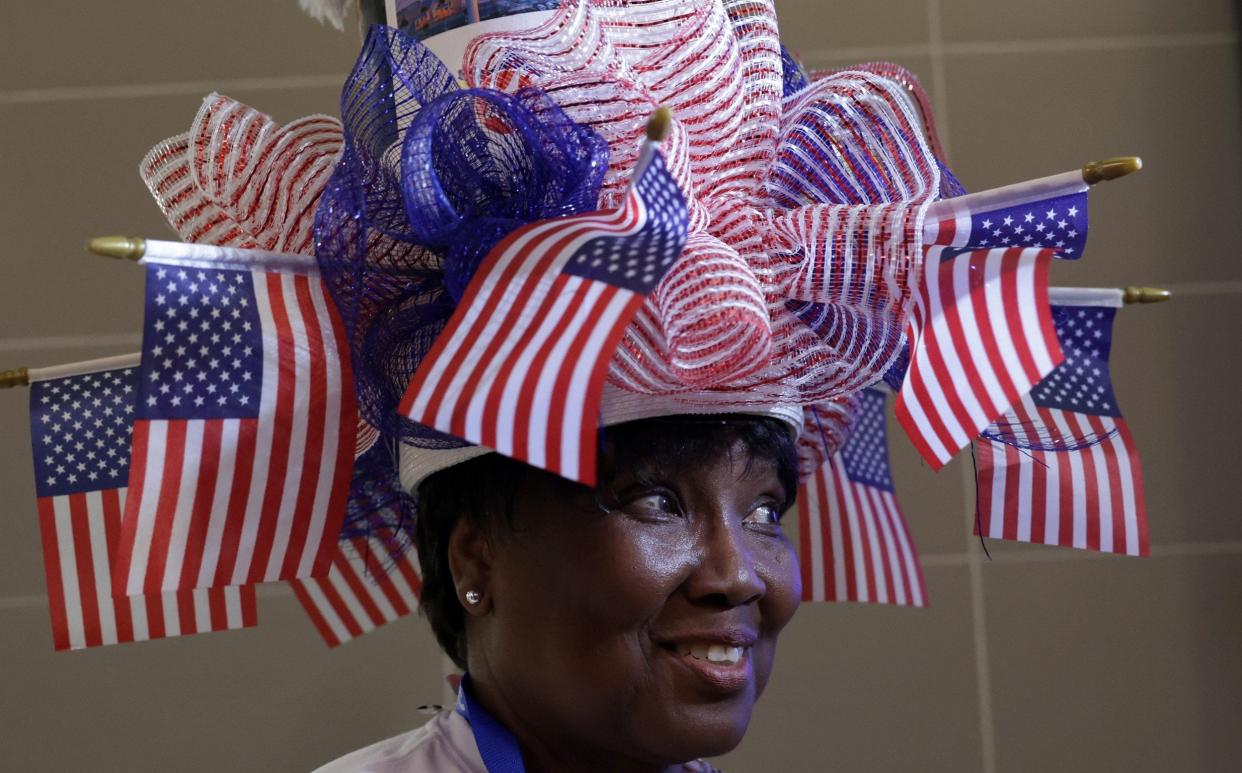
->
<box><xmin>456</xmin><ymin>675</ymin><xmax>527</xmax><ymax>773</ymax></box>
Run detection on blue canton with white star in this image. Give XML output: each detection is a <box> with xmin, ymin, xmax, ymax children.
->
<box><xmin>136</xmin><ymin>264</ymin><xmax>264</xmax><ymax>420</ymax></box>
<box><xmin>960</xmin><ymin>191</ymin><xmax>1087</xmax><ymax>258</ymax></box>
<box><xmin>563</xmin><ymin>152</ymin><xmax>688</xmax><ymax>293</ymax></box>
<box><xmin>840</xmin><ymin>387</ymin><xmax>894</xmax><ymax>492</ymax></box>
<box><xmin>1029</xmin><ymin>304</ymin><xmax>1119</xmax><ymax>417</ymax></box>
<box><xmin>31</xmin><ymin>367</ymin><xmax>137</xmax><ymax>498</ymax></box>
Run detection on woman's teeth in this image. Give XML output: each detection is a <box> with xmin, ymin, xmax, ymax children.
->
<box><xmin>678</xmin><ymin>643</ymin><xmax>745</xmax><ymax>665</ymax></box>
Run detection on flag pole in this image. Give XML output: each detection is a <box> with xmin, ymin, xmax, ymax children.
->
<box><xmin>1123</xmin><ymin>286</ymin><xmax>1171</xmax><ymax>304</ymax></box>
<box><xmin>647</xmin><ymin>106</ymin><xmax>672</xmax><ymax>142</ymax></box>
<box><xmin>1</xmin><ymin>354</ymin><xmax>144</xmax><ymax>389</ymax></box>
<box><xmin>86</xmin><ymin>236</ymin><xmax>319</xmax><ymax>274</ymax></box>
<box><xmin>1049</xmin><ymin>286</ymin><xmax>1171</xmax><ymax>307</ymax></box>
<box><xmin>0</xmin><ymin>367</ymin><xmax>29</xmax><ymax>388</ymax></box>
<box><xmin>1082</xmin><ymin>157</ymin><xmax>1143</xmax><ymax>185</ymax></box>
<box><xmin>926</xmin><ymin>156</ymin><xmax>1142</xmax><ymax>223</ymax></box>
<box><xmin>630</xmin><ymin>107</ymin><xmax>672</xmax><ymax>181</ymax></box>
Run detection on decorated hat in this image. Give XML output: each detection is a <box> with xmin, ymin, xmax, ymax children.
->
<box><xmin>3</xmin><ymin>0</ymin><xmax>1155</xmax><ymax>658</ymax></box>
<box><xmin>311</xmin><ymin>2</ymin><xmax>952</xmax><ymax>502</ymax></box>
<box><xmin>124</xmin><ymin>0</ymin><xmax>1144</xmax><ymax>541</ymax></box>
<box><xmin>132</xmin><ymin>0</ymin><xmax>1031</xmax><ymax>543</ymax></box>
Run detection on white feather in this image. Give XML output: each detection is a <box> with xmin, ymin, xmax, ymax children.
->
<box><xmin>298</xmin><ymin>0</ymin><xmax>354</xmax><ymax>31</ymax></box>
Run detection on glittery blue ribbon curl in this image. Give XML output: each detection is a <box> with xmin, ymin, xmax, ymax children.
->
<box><xmin>401</xmin><ymin>87</ymin><xmax>608</xmax><ymax>301</ymax></box>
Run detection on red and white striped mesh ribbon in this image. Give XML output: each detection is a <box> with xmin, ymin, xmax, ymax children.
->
<box><xmin>140</xmin><ymin>93</ymin><xmax>343</xmax><ymax>255</ymax></box>
<box><xmin>465</xmin><ymin>0</ymin><xmax>939</xmax><ymax>406</ymax></box>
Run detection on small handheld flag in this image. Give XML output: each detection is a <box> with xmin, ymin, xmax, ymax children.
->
<box><xmin>27</xmin><ymin>357</ymin><xmax>256</xmax><ymax>650</ymax></box>
<box><xmin>896</xmin><ymin>246</ymin><xmax>1065</xmax><ymax>469</ymax></box>
<box><xmin>923</xmin><ymin>169</ymin><xmax>1089</xmax><ymax>257</ymax></box>
<box><xmin>972</xmin><ymin>289</ymin><xmax>1148</xmax><ymax>556</ymax></box>
<box><xmin>923</xmin><ymin>158</ymin><xmax>1140</xmax><ymax>258</ymax></box>
<box><xmin>112</xmin><ymin>252</ymin><xmax>357</xmax><ymax>596</ymax></box>
<box><xmin>400</xmin><ymin>110</ymin><xmax>690</xmax><ymax>484</ymax></box>
<box><xmin>291</xmin><ymin>532</ymin><xmax>423</xmax><ymax>648</ymax></box>
<box><xmin>800</xmin><ymin>388</ymin><xmax>927</xmax><ymax>607</ymax></box>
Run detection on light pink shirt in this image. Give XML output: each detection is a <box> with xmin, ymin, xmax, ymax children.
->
<box><xmin>312</xmin><ymin>709</ymin><xmax>723</xmax><ymax>772</ymax></box>
<box><xmin>313</xmin><ymin>711</ymin><xmax>485</xmax><ymax>773</ymax></box>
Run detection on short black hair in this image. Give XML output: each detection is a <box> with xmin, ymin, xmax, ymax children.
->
<box><xmin>414</xmin><ymin>415</ymin><xmax>799</xmax><ymax>669</ymax></box>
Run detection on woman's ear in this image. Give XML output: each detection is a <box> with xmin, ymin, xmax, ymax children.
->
<box><xmin>447</xmin><ymin>517</ymin><xmax>494</xmax><ymax>616</ymax></box>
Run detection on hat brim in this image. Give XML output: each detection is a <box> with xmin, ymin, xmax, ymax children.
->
<box><xmin>398</xmin><ymin>383</ymin><xmax>804</xmax><ymax>491</ymax></box>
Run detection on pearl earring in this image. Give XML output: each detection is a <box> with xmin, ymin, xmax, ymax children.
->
<box><xmin>465</xmin><ymin>589</ymin><xmax>482</xmax><ymax>606</ymax></box>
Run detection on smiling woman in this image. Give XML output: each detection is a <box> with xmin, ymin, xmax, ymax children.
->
<box><xmin>317</xmin><ymin>416</ymin><xmax>801</xmax><ymax>770</ymax></box>
<box><xmin>298</xmin><ymin>1</ymin><xmax>942</xmax><ymax>768</ymax></box>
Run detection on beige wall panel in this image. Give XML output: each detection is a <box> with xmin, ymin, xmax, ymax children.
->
<box><xmin>0</xmin><ymin>596</ymin><xmax>446</xmax><ymax>772</ymax></box>
<box><xmin>0</xmin><ymin>1</ymin><xmax>358</xmax><ymax>92</ymax></box>
<box><xmin>716</xmin><ymin>566</ymin><xmax>985</xmax><ymax>772</ymax></box>
<box><xmin>941</xmin><ymin>0</ymin><xmax>1236</xmax><ymax>43</ymax></box>
<box><xmin>775</xmin><ymin>0</ymin><xmax>930</xmax><ymax>52</ymax></box>
<box><xmin>0</xmin><ymin>87</ymin><xmax>344</xmax><ymax>339</ymax></box>
<box><xmin>1108</xmin><ymin>293</ymin><xmax>1242</xmax><ymax>545</ymax></box>
<box><xmin>983</xmin><ymin>553</ymin><xmax>1242</xmax><ymax>772</ymax></box>
<box><xmin>945</xmin><ymin>43</ymin><xmax>1242</xmax><ymax>285</ymax></box>
<box><xmin>890</xmin><ymin>422</ymin><xmax>973</xmax><ymax>557</ymax></box>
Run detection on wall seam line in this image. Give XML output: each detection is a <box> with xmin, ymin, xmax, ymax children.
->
<box><xmin>0</xmin><ymin>74</ymin><xmax>345</xmax><ymax>106</ymax></box>
<box><xmin>798</xmin><ymin>30</ymin><xmax>1237</xmax><ymax>65</ymax></box>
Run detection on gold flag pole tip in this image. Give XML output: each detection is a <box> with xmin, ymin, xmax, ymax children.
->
<box><xmin>0</xmin><ymin>367</ymin><xmax>30</xmax><ymax>389</ymax></box>
<box><xmin>87</xmin><ymin>235</ymin><xmax>147</xmax><ymax>261</ymax></box>
<box><xmin>1083</xmin><ymin>156</ymin><xmax>1143</xmax><ymax>185</ymax></box>
<box><xmin>1123</xmin><ymin>286</ymin><xmax>1171</xmax><ymax>304</ymax></box>
<box><xmin>646</xmin><ymin>107</ymin><xmax>673</xmax><ymax>142</ymax></box>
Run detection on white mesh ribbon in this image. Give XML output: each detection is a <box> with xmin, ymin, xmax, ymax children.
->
<box><xmin>465</xmin><ymin>0</ymin><xmax>939</xmax><ymax>408</ymax></box>
<box><xmin>139</xmin><ymin>93</ymin><xmax>344</xmax><ymax>256</ymax></box>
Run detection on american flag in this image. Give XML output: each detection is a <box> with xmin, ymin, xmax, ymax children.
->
<box><xmin>973</xmin><ymin>296</ymin><xmax>1148</xmax><ymax>555</ymax></box>
<box><xmin>399</xmin><ymin>147</ymin><xmax>689</xmax><ymax>485</ymax></box>
<box><xmin>925</xmin><ymin>183</ymin><xmax>1088</xmax><ymax>258</ymax></box>
<box><xmin>28</xmin><ymin>359</ymin><xmax>256</xmax><ymax>651</ymax></box>
<box><xmin>799</xmin><ymin>388</ymin><xmax>926</xmax><ymax>607</ymax></box>
<box><xmin>895</xmin><ymin>246</ymin><xmax>1064</xmax><ymax>469</ymax></box>
<box><xmin>113</xmin><ymin>259</ymin><xmax>357</xmax><ymax>596</ymax></box>
<box><xmin>291</xmin><ymin>532</ymin><xmax>422</xmax><ymax>647</ymax></box>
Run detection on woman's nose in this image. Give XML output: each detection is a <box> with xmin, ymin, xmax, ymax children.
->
<box><xmin>684</xmin><ymin>519</ymin><xmax>766</xmax><ymax>607</ymax></box>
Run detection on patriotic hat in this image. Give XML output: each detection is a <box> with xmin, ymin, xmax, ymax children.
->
<box><xmin>142</xmin><ymin>1</ymin><xmax>952</xmax><ymax>532</ymax></box>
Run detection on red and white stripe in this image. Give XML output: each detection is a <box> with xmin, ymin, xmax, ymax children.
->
<box><xmin>37</xmin><ymin>487</ymin><xmax>256</xmax><ymax>651</ymax></box>
<box><xmin>115</xmin><ymin>267</ymin><xmax>356</xmax><ymax>595</ymax></box>
<box><xmin>895</xmin><ymin>246</ymin><xmax>1064</xmax><ymax>469</ymax></box>
<box><xmin>399</xmin><ymin>188</ymin><xmax>651</xmax><ymax>485</ymax></box>
<box><xmin>291</xmin><ymin>534</ymin><xmax>423</xmax><ymax>647</ymax></box>
<box><xmin>973</xmin><ymin>395</ymin><xmax>1149</xmax><ymax>556</ymax></box>
<box><xmin>139</xmin><ymin>94</ymin><xmax>342</xmax><ymax>255</ymax></box>
<box><xmin>798</xmin><ymin>458</ymin><xmax>926</xmax><ymax>607</ymax></box>
<box><xmin>921</xmin><ymin>208</ymin><xmax>974</xmax><ymax>249</ymax></box>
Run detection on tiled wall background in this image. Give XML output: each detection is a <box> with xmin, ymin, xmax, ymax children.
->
<box><xmin>0</xmin><ymin>2</ymin><xmax>1238</xmax><ymax>771</ymax></box>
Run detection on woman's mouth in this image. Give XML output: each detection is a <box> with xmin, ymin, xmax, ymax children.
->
<box><xmin>675</xmin><ymin>642</ymin><xmax>746</xmax><ymax>665</ymax></box>
<box><xmin>658</xmin><ymin>640</ymin><xmax>753</xmax><ymax>693</ymax></box>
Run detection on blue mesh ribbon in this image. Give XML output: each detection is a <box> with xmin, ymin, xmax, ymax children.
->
<box><xmin>315</xmin><ymin>25</ymin><xmax>607</xmax><ymax>541</ymax></box>
<box><xmin>780</xmin><ymin>45</ymin><xmax>811</xmax><ymax>97</ymax></box>
<box><xmin>401</xmin><ymin>87</ymin><xmax>607</xmax><ymax>300</ymax></box>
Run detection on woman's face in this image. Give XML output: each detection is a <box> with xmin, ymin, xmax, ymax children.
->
<box><xmin>466</xmin><ymin>437</ymin><xmax>802</xmax><ymax>766</ymax></box>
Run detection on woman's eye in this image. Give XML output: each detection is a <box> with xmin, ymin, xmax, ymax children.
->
<box><xmin>624</xmin><ymin>493</ymin><xmax>680</xmax><ymax>517</ymax></box>
<box><xmin>744</xmin><ymin>503</ymin><xmax>782</xmax><ymax>527</ymax></box>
